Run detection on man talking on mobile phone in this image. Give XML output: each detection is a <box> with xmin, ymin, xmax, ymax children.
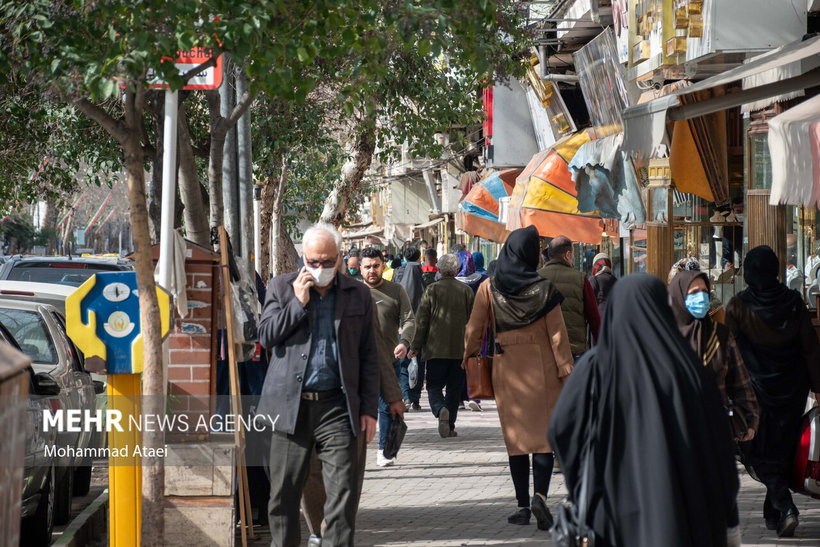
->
<box><xmin>257</xmin><ymin>222</ymin><xmax>380</xmax><ymax>547</ymax></box>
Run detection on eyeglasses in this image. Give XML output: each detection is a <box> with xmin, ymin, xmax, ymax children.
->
<box><xmin>305</xmin><ymin>259</ymin><xmax>337</xmax><ymax>269</ymax></box>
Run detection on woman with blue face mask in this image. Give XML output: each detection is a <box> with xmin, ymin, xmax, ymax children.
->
<box><xmin>669</xmin><ymin>270</ymin><xmax>760</xmax><ymax>547</ymax></box>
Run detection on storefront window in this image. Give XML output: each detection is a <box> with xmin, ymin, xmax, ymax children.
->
<box><xmin>789</xmin><ymin>206</ymin><xmax>820</xmax><ymax>308</ymax></box>
<box><xmin>749</xmin><ymin>134</ymin><xmax>772</xmax><ymax>191</ymax></box>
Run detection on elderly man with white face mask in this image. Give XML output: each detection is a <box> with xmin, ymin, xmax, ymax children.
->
<box><xmin>258</xmin><ymin>222</ymin><xmax>380</xmax><ymax>547</ymax></box>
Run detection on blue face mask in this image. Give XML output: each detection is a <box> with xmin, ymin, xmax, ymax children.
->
<box><xmin>684</xmin><ymin>291</ymin><xmax>710</xmax><ymax>319</ymax></box>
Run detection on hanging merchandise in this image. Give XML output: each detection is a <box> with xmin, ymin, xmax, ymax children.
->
<box><xmin>574</xmin><ymin>28</ymin><xmax>639</xmax><ymax>131</ymax></box>
<box><xmin>568</xmin><ymin>133</ymin><xmax>646</xmax><ymax>229</ymax></box>
<box><xmin>768</xmin><ymin>94</ymin><xmax>820</xmax><ymax>208</ymax></box>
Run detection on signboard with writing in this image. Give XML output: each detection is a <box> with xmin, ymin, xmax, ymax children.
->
<box><xmin>148</xmin><ymin>47</ymin><xmax>223</xmax><ymax>90</ymax></box>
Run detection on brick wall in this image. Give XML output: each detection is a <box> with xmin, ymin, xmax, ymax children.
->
<box><xmin>152</xmin><ymin>241</ymin><xmax>219</xmax><ymax>425</ymax></box>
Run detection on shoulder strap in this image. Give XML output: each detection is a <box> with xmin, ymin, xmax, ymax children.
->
<box><xmin>703</xmin><ymin>323</ymin><xmax>721</xmax><ymax>367</ymax></box>
<box><xmin>577</xmin><ymin>373</ymin><xmax>597</xmax><ymax>530</ymax></box>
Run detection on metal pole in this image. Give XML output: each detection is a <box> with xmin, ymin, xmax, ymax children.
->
<box><xmin>158</xmin><ymin>89</ymin><xmax>178</xmax><ymax>288</ymax></box>
<box><xmin>253</xmin><ymin>185</ymin><xmax>262</xmax><ymax>274</ymax></box>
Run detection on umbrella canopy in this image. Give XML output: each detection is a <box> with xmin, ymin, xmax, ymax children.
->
<box><xmin>507</xmin><ymin>130</ymin><xmax>609</xmax><ymax>244</ymax></box>
<box><xmin>458</xmin><ymin>168</ymin><xmax>520</xmax><ymax>242</ymax></box>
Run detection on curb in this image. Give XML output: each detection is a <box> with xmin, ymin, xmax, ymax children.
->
<box><xmin>53</xmin><ymin>489</ymin><xmax>108</xmax><ymax>547</ymax></box>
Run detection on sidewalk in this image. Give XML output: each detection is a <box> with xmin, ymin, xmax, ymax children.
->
<box><xmin>254</xmin><ymin>400</ymin><xmax>820</xmax><ymax>546</ymax></box>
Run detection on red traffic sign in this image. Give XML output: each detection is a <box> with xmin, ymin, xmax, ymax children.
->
<box><xmin>148</xmin><ymin>48</ymin><xmax>223</xmax><ymax>90</ymax></box>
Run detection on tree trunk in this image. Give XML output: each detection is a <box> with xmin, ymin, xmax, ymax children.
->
<box><xmin>270</xmin><ymin>159</ymin><xmax>297</xmax><ymax>276</ymax></box>
<box><xmin>42</xmin><ymin>196</ymin><xmax>59</xmax><ymax>254</ymax></box>
<box><xmin>319</xmin><ymin>115</ymin><xmax>377</xmax><ymax>226</ymax></box>
<box><xmin>122</xmin><ymin>129</ymin><xmax>165</xmax><ymax>546</ymax></box>
<box><xmin>259</xmin><ymin>181</ymin><xmax>275</xmax><ymax>281</ymax></box>
<box><xmin>177</xmin><ymin>105</ymin><xmax>211</xmax><ymax>247</ymax></box>
<box><xmin>147</xmin><ymin>94</ymin><xmax>164</xmax><ymax>243</ymax></box>
<box><xmin>207</xmin><ymin>91</ymin><xmax>226</xmax><ymax>234</ymax></box>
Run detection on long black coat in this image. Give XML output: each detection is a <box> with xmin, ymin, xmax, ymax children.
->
<box><xmin>257</xmin><ymin>271</ymin><xmax>380</xmax><ymax>436</ymax></box>
<box><xmin>550</xmin><ymin>275</ymin><xmax>738</xmax><ymax>547</ymax></box>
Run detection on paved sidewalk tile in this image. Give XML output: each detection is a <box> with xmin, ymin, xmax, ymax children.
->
<box><xmin>252</xmin><ymin>400</ymin><xmax>820</xmax><ymax>546</ymax></box>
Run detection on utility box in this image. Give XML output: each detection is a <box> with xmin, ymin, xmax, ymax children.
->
<box><xmin>0</xmin><ymin>343</ymin><xmax>31</xmax><ymax>546</ymax></box>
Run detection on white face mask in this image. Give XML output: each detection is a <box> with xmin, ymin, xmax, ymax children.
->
<box><xmin>305</xmin><ymin>265</ymin><xmax>336</xmax><ymax>287</ymax></box>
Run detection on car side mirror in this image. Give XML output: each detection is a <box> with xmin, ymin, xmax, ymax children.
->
<box><xmin>34</xmin><ymin>373</ymin><xmax>61</xmax><ymax>396</ymax></box>
<box><xmin>93</xmin><ymin>380</ymin><xmax>106</xmax><ymax>395</ymax></box>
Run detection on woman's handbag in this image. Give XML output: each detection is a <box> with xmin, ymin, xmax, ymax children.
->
<box><xmin>465</xmin><ymin>354</ymin><xmax>494</xmax><ymax>399</ymax></box>
<box><xmin>551</xmin><ymin>376</ymin><xmax>597</xmax><ymax>547</ymax></box>
<box><xmin>465</xmin><ymin>288</ymin><xmax>498</xmax><ymax>399</ymax></box>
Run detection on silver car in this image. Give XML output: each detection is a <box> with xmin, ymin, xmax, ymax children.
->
<box><xmin>0</xmin><ymin>299</ymin><xmax>99</xmax><ymax>526</ymax></box>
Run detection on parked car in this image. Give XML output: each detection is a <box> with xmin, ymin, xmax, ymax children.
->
<box><xmin>0</xmin><ymin>255</ymin><xmax>132</xmax><ymax>287</ymax></box>
<box><xmin>0</xmin><ymin>325</ymin><xmax>60</xmax><ymax>546</ymax></box>
<box><xmin>0</xmin><ymin>279</ymin><xmax>108</xmax><ymax>414</ymax></box>
<box><xmin>0</xmin><ymin>299</ymin><xmax>102</xmax><ymax>526</ymax></box>
<box><xmin>0</xmin><ymin>280</ymin><xmax>76</xmax><ymax>314</ymax></box>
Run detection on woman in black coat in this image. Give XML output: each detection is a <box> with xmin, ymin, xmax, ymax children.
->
<box><xmin>726</xmin><ymin>245</ymin><xmax>820</xmax><ymax>537</ymax></box>
<box><xmin>550</xmin><ymin>274</ymin><xmax>738</xmax><ymax>547</ymax></box>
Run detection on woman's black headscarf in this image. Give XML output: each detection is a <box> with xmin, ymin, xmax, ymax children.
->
<box><xmin>493</xmin><ymin>226</ymin><xmax>543</xmax><ymax>295</ymax></box>
<box><xmin>490</xmin><ymin>226</ymin><xmax>563</xmax><ymax>332</ymax></box>
<box><xmin>549</xmin><ymin>274</ymin><xmax>738</xmax><ymax>547</ymax></box>
<box><xmin>668</xmin><ymin>270</ymin><xmax>713</xmax><ymax>358</ymax></box>
<box><xmin>739</xmin><ymin>245</ymin><xmax>804</xmax><ymax>329</ymax></box>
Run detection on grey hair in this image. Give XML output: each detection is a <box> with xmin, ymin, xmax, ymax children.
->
<box><xmin>303</xmin><ymin>222</ymin><xmax>342</xmax><ymax>251</ymax></box>
<box><xmin>438</xmin><ymin>253</ymin><xmax>459</xmax><ymax>277</ymax></box>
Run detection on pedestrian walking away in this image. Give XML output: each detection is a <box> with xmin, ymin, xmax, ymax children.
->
<box><xmin>725</xmin><ymin>245</ymin><xmax>820</xmax><ymax>538</ymax></box>
<box><xmin>587</xmin><ymin>252</ymin><xmax>617</xmax><ymax>317</ymax></box>
<box><xmin>257</xmin><ymin>223</ymin><xmax>380</xmax><ymax>547</ymax></box>
<box><xmin>550</xmin><ymin>274</ymin><xmax>739</xmax><ymax>547</ymax></box>
<box><xmin>668</xmin><ymin>269</ymin><xmax>760</xmax><ymax>546</ymax></box>
<box><xmin>538</xmin><ymin>236</ymin><xmax>600</xmax><ymax>359</ymax></box>
<box><xmin>464</xmin><ymin>225</ymin><xmax>574</xmax><ymax>531</ymax></box>
<box><xmin>410</xmin><ymin>253</ymin><xmax>475</xmax><ymax>439</ymax></box>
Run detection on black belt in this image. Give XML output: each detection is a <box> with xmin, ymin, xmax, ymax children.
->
<box><xmin>301</xmin><ymin>388</ymin><xmax>343</xmax><ymax>401</ymax></box>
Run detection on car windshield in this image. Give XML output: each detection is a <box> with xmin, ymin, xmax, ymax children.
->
<box><xmin>0</xmin><ymin>308</ymin><xmax>57</xmax><ymax>364</ymax></box>
<box><xmin>7</xmin><ymin>262</ymin><xmax>125</xmax><ymax>287</ymax></box>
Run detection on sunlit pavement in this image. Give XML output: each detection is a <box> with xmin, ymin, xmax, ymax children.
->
<box><xmin>251</xmin><ymin>400</ymin><xmax>820</xmax><ymax>547</ymax></box>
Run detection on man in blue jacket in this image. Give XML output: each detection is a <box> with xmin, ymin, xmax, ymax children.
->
<box><xmin>258</xmin><ymin>222</ymin><xmax>380</xmax><ymax>547</ymax></box>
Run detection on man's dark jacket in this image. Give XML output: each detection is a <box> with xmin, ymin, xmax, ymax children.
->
<box><xmin>257</xmin><ymin>271</ymin><xmax>380</xmax><ymax>436</ymax></box>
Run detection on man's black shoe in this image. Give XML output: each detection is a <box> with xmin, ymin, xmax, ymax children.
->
<box><xmin>777</xmin><ymin>508</ymin><xmax>799</xmax><ymax>538</ymax></box>
<box><xmin>507</xmin><ymin>507</ymin><xmax>531</xmax><ymax>525</ymax></box>
<box><xmin>412</xmin><ymin>402</ymin><xmax>421</xmax><ymax>411</ymax></box>
<box><xmin>530</xmin><ymin>495</ymin><xmax>553</xmax><ymax>530</ymax></box>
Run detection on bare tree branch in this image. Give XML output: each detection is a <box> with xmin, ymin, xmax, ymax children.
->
<box><xmin>72</xmin><ymin>98</ymin><xmax>127</xmax><ymax>142</ymax></box>
<box><xmin>227</xmin><ymin>87</ymin><xmax>257</xmax><ymax>127</ymax></box>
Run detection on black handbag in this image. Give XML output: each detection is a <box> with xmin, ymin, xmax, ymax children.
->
<box><xmin>383</xmin><ymin>414</ymin><xmax>407</xmax><ymax>460</ymax></box>
<box><xmin>551</xmin><ymin>376</ymin><xmax>597</xmax><ymax>547</ymax></box>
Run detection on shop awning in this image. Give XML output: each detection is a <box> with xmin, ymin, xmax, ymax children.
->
<box><xmin>341</xmin><ymin>226</ymin><xmax>383</xmax><ymax>240</ymax></box>
<box><xmin>412</xmin><ymin>217</ymin><xmax>445</xmax><ymax>231</ymax></box>
<box><xmin>768</xmin><ymin>93</ymin><xmax>820</xmax><ymax>208</ymax></box>
<box><xmin>623</xmin><ymin>34</ymin><xmax>820</xmax><ymax>159</ymax></box>
<box><xmin>507</xmin><ymin>131</ymin><xmax>610</xmax><ymax>244</ymax></box>
<box><xmin>458</xmin><ymin>169</ymin><xmax>520</xmax><ymax>243</ymax></box>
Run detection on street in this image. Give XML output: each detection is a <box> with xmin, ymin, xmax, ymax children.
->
<box><xmin>249</xmin><ymin>400</ymin><xmax>820</xmax><ymax>546</ymax></box>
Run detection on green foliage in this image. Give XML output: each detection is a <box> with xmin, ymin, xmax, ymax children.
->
<box><xmin>0</xmin><ymin>0</ymin><xmax>527</xmax><ymax>224</ymax></box>
<box><xmin>0</xmin><ymin>213</ymin><xmax>38</xmax><ymax>252</ymax></box>
<box><xmin>252</xmin><ymin>93</ymin><xmax>344</xmax><ymax>230</ymax></box>
<box><xmin>0</xmin><ymin>76</ymin><xmax>121</xmax><ymax>214</ymax></box>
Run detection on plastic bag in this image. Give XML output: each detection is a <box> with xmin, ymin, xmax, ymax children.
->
<box><xmin>408</xmin><ymin>357</ymin><xmax>419</xmax><ymax>389</ymax></box>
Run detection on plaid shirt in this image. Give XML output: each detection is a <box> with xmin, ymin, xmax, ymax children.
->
<box><xmin>707</xmin><ymin>323</ymin><xmax>760</xmax><ymax>438</ymax></box>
